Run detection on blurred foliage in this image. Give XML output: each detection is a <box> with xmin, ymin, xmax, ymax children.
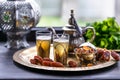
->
<box><xmin>84</xmin><ymin>17</ymin><xmax>120</xmax><ymax>49</ymax></box>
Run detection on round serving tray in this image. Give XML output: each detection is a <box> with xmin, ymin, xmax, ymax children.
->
<box><xmin>13</xmin><ymin>46</ymin><xmax>116</xmax><ymax>71</ymax></box>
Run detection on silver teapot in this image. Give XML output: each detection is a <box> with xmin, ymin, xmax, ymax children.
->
<box><xmin>63</xmin><ymin>25</ymin><xmax>95</xmax><ymax>52</ymax></box>
<box><xmin>63</xmin><ymin>10</ymin><xmax>95</xmax><ymax>52</ymax></box>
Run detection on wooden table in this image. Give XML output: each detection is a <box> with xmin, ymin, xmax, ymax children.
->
<box><xmin>0</xmin><ymin>42</ymin><xmax>120</xmax><ymax>79</ymax></box>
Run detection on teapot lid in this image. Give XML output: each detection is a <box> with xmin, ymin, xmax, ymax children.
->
<box><xmin>62</xmin><ymin>25</ymin><xmax>76</xmax><ymax>31</ymax></box>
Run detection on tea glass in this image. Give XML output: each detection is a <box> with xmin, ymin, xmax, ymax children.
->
<box><xmin>53</xmin><ymin>34</ymin><xmax>69</xmax><ymax>65</ymax></box>
<box><xmin>36</xmin><ymin>31</ymin><xmax>52</xmax><ymax>58</ymax></box>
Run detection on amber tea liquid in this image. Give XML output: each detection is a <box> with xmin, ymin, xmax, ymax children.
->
<box><xmin>53</xmin><ymin>39</ymin><xmax>69</xmax><ymax>65</ymax></box>
<box><xmin>36</xmin><ymin>36</ymin><xmax>51</xmax><ymax>58</ymax></box>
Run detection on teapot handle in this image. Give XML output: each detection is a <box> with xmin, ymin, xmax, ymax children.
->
<box><xmin>83</xmin><ymin>26</ymin><xmax>96</xmax><ymax>42</ymax></box>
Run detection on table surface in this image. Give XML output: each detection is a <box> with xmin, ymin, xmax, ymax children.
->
<box><xmin>0</xmin><ymin>42</ymin><xmax>120</xmax><ymax>79</ymax></box>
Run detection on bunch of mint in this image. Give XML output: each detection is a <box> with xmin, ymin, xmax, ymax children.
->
<box><xmin>84</xmin><ymin>17</ymin><xmax>120</xmax><ymax>49</ymax></box>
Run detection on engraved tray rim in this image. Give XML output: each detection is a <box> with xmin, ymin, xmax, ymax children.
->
<box><xmin>13</xmin><ymin>46</ymin><xmax>117</xmax><ymax>72</ymax></box>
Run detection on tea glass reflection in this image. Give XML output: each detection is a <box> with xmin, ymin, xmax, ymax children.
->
<box><xmin>53</xmin><ymin>34</ymin><xmax>69</xmax><ymax>65</ymax></box>
<box><xmin>36</xmin><ymin>31</ymin><xmax>52</xmax><ymax>58</ymax></box>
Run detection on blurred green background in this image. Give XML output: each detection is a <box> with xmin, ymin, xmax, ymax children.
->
<box><xmin>37</xmin><ymin>16</ymin><xmax>102</xmax><ymax>27</ymax></box>
<box><xmin>35</xmin><ymin>0</ymin><xmax>120</xmax><ymax>27</ymax></box>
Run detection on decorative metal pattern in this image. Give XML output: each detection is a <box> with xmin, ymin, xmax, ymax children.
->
<box><xmin>0</xmin><ymin>0</ymin><xmax>40</xmax><ymax>49</ymax></box>
<box><xmin>0</xmin><ymin>1</ymin><xmax>15</xmax><ymax>32</ymax></box>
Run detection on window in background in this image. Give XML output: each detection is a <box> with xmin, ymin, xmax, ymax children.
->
<box><xmin>115</xmin><ymin>0</ymin><xmax>120</xmax><ymax>24</ymax></box>
<box><xmin>35</xmin><ymin>0</ymin><xmax>117</xmax><ymax>27</ymax></box>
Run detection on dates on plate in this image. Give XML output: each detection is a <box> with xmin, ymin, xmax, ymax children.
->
<box><xmin>111</xmin><ymin>51</ymin><xmax>120</xmax><ymax>61</ymax></box>
<box><xmin>68</xmin><ymin>60</ymin><xmax>77</xmax><ymax>67</ymax></box>
<box><xmin>30</xmin><ymin>56</ymin><xmax>64</xmax><ymax>67</ymax></box>
<box><xmin>50</xmin><ymin>62</ymin><xmax>64</xmax><ymax>67</ymax></box>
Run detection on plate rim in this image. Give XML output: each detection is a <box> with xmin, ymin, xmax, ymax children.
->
<box><xmin>13</xmin><ymin>46</ymin><xmax>117</xmax><ymax>72</ymax></box>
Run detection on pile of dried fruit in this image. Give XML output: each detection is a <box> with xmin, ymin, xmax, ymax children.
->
<box><xmin>97</xmin><ymin>48</ymin><xmax>120</xmax><ymax>61</ymax></box>
<box><xmin>30</xmin><ymin>56</ymin><xmax>77</xmax><ymax>67</ymax></box>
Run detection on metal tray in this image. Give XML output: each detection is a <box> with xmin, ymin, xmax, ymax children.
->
<box><xmin>13</xmin><ymin>46</ymin><xmax>116</xmax><ymax>71</ymax></box>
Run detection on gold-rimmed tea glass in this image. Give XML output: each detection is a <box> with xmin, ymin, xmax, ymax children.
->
<box><xmin>53</xmin><ymin>34</ymin><xmax>69</xmax><ymax>65</ymax></box>
<box><xmin>36</xmin><ymin>31</ymin><xmax>52</xmax><ymax>58</ymax></box>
